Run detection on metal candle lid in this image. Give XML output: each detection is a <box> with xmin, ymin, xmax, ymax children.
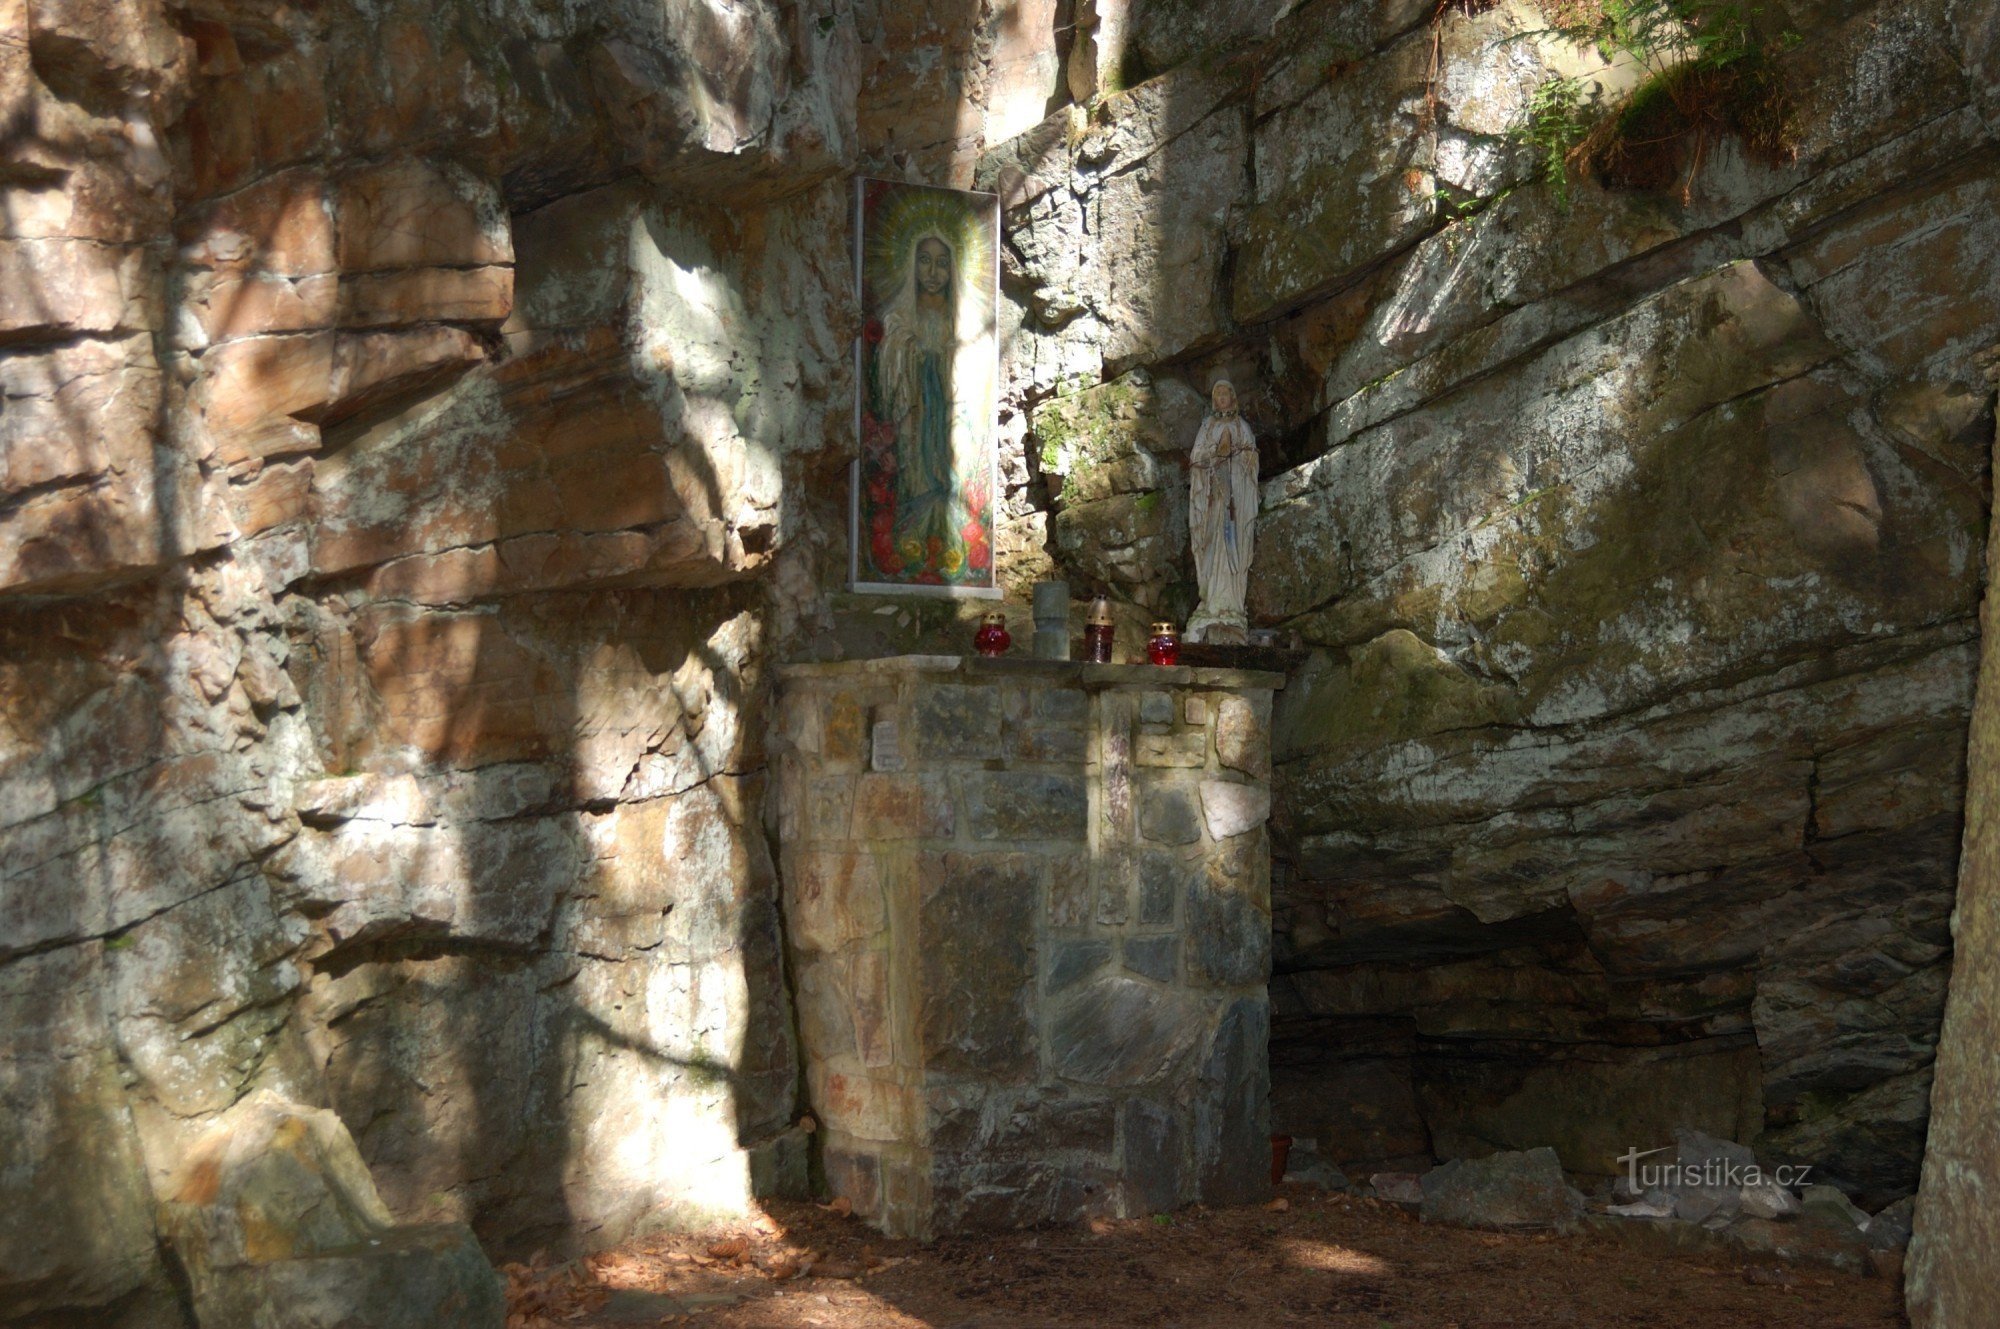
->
<box><xmin>1086</xmin><ymin>596</ymin><xmax>1115</xmax><ymax>626</ymax></box>
<box><xmin>980</xmin><ymin>611</ymin><xmax>1007</xmax><ymax>627</ymax></box>
<box><xmin>1149</xmin><ymin>621</ymin><xmax>1177</xmax><ymax>636</ymax></box>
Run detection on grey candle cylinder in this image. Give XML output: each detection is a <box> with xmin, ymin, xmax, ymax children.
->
<box><xmin>1031</xmin><ymin>580</ymin><xmax>1071</xmax><ymax>660</ymax></box>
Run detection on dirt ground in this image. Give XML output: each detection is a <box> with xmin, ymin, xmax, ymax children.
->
<box><xmin>503</xmin><ymin>1186</ymin><xmax>1910</xmax><ymax>1329</ymax></box>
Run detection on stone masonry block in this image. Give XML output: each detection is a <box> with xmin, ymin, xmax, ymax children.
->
<box><xmin>1139</xmin><ymin>778</ymin><xmax>1202</xmax><ymax>845</ymax></box>
<box><xmin>1048</xmin><ymin>939</ymin><xmax>1112</xmax><ymax>995</ymax></box>
<box><xmin>787</xmin><ymin>848</ymin><xmax>885</xmax><ymax>953</ymax></box>
<box><xmin>1099</xmin><ymin>692</ymin><xmax>1137</xmax><ymax>840</ymax></box>
<box><xmin>912</xmin><ymin>683</ymin><xmax>1004</xmax><ymax>760</ymax></box>
<box><xmin>852</xmin><ymin>949</ymin><xmax>894</xmax><ymax>1069</ymax></box>
<box><xmin>963</xmin><ymin>772</ymin><xmax>1087</xmax><ymax>841</ymax></box>
<box><xmin>1047</xmin><ymin>856</ymin><xmax>1091</xmax><ymax>928</ymax></box>
<box><xmin>1050</xmin><ymin>975</ymin><xmax>1202</xmax><ymax>1088</ymax></box>
<box><xmin>825</xmin><ymin>694</ymin><xmax>867</xmax><ymax>766</ymax></box>
<box><xmin>1137</xmin><ymin>730</ymin><xmax>1207</xmax><ymax>767</ymax></box>
<box><xmin>1015</xmin><ymin>723</ymin><xmax>1088</xmax><ymax>764</ymax></box>
<box><xmin>1122</xmin><ymin>1099</ymin><xmax>1186</xmax><ymax>1216</ymax></box>
<box><xmin>1123</xmin><ymin>936</ymin><xmax>1179</xmax><ymax>984</ymax></box>
<box><xmin>852</xmin><ymin>773</ymin><xmax>953</xmax><ymax>839</ymax></box>
<box><xmin>1215</xmin><ymin>695</ymin><xmax>1268</xmax><ymax>777</ymax></box>
<box><xmin>919</xmin><ymin>853</ymin><xmax>1038</xmax><ymax>1080</ymax></box>
<box><xmin>1186</xmin><ymin>876</ymin><xmax>1270</xmax><ymax>989</ymax></box>
<box><xmin>815</xmin><ymin>1069</ymin><xmax>917</xmax><ymax>1144</ymax></box>
<box><xmin>1037</xmin><ymin>688</ymin><xmax>1090</xmax><ymax>723</ymax></box>
<box><xmin>807</xmin><ymin>778</ymin><xmax>853</xmax><ymax>839</ymax></box>
<box><xmin>1200</xmin><ymin>779</ymin><xmax>1270</xmax><ymax>841</ymax></box>
<box><xmin>1137</xmin><ymin>849</ymin><xmax>1189</xmax><ymax>925</ymax></box>
<box><xmin>1196</xmin><ymin>997</ymin><xmax>1271</xmax><ymax>1206</ymax></box>
<box><xmin>1094</xmin><ymin>848</ymin><xmax>1131</xmax><ymax>927</ymax></box>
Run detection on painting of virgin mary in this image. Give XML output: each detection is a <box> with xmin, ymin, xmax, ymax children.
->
<box><xmin>852</xmin><ymin>179</ymin><xmax>1001</xmax><ymax>596</ymax></box>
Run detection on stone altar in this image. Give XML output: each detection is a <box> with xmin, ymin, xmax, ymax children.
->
<box><xmin>775</xmin><ymin>656</ymin><xmax>1281</xmax><ymax>1237</ymax></box>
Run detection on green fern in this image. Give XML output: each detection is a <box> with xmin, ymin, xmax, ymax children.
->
<box><xmin>1508</xmin><ymin>0</ymin><xmax>1795</xmax><ymax>205</ymax></box>
<box><xmin>1517</xmin><ymin>74</ymin><xmax>1596</xmax><ymax>211</ymax></box>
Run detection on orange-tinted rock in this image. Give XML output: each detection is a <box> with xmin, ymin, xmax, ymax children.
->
<box><xmin>325</xmin><ymin>16</ymin><xmax>437</xmax><ymax>157</ymax></box>
<box><xmin>0</xmin><ymin>2</ymin><xmax>28</xmax><ymax>128</ymax></box>
<box><xmin>227</xmin><ymin>459</ymin><xmax>314</xmax><ymax>536</ymax></box>
<box><xmin>178</xmin><ymin>169</ymin><xmax>336</xmax><ymax>279</ymax></box>
<box><xmin>353</xmin><ymin>604</ymin><xmax>562</xmax><ymax>766</ymax></box>
<box><xmin>358</xmin><ymin>525</ymin><xmax>718</xmax><ymax>604</ymax></box>
<box><xmin>183</xmin><ymin>30</ymin><xmax>257</xmax><ymax>200</ymax></box>
<box><xmin>0</xmin><ymin>239</ymin><xmax>154</xmax><ymax>339</ymax></box>
<box><xmin>0</xmin><ymin>337</ymin><xmax>157</xmax><ymax>495</ymax></box>
<box><xmin>191</xmin><ymin>332</ymin><xmax>333</xmax><ymax>465</ymax></box>
<box><xmin>177</xmin><ymin>270</ymin><xmax>337</xmax><ymax>347</ymax></box>
<box><xmin>334</xmin><ymin>160</ymin><xmax>511</xmax><ymax>272</ymax></box>
<box><xmin>246</xmin><ymin>41</ymin><xmax>327</xmax><ymax>169</ymax></box>
<box><xmin>336</xmin><ymin>266</ymin><xmax>512</xmax><ymax>329</ymax></box>
<box><xmin>325</xmin><ymin>326</ymin><xmax>485</xmax><ymax>425</ymax></box>
<box><xmin>0</xmin><ymin>466</ymin><xmax>161</xmax><ymax>594</ymax></box>
<box><xmin>25</xmin><ymin>0</ymin><xmax>189</xmax><ymax>97</ymax></box>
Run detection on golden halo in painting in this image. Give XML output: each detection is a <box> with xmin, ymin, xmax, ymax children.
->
<box><xmin>863</xmin><ymin>186</ymin><xmax>995</xmax><ymax>319</ymax></box>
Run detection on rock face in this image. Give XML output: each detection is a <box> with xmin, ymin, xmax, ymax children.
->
<box><xmin>0</xmin><ymin>1</ymin><xmax>1065</xmax><ymax>1323</ymax></box>
<box><xmin>1908</xmin><ymin>406</ymin><xmax>2000</xmax><ymax>1325</ymax></box>
<box><xmin>5</xmin><ymin>0</ymin><xmax>1997</xmax><ymax>1320</ymax></box>
<box><xmin>158</xmin><ymin>1093</ymin><xmax>504</xmax><ymax>1329</ymax></box>
<box><xmin>984</xmin><ymin>0</ymin><xmax>2000</xmax><ymax>1226</ymax></box>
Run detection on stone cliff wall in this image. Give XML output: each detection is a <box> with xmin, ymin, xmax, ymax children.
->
<box><xmin>993</xmin><ymin>0</ymin><xmax>2000</xmax><ymax>1212</ymax></box>
<box><xmin>5</xmin><ymin>0</ymin><xmax>1997</xmax><ymax>1321</ymax></box>
<box><xmin>0</xmin><ymin>1</ymin><xmax>1070</xmax><ymax>1323</ymax></box>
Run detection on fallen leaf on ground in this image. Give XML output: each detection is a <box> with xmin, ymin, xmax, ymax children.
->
<box><xmin>707</xmin><ymin>1238</ymin><xmax>749</xmax><ymax>1260</ymax></box>
<box><xmin>820</xmin><ymin>1196</ymin><xmax>853</xmax><ymax>1217</ymax></box>
<box><xmin>1266</xmin><ymin>1198</ymin><xmax>1290</xmax><ymax>1212</ymax></box>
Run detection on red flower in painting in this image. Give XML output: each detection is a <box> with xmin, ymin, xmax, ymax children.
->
<box><xmin>872</xmin><ymin>523</ymin><xmax>903</xmax><ymax>575</ymax></box>
<box><xmin>861</xmin><ymin>412</ymin><xmax>896</xmax><ymax>457</ymax></box>
<box><xmin>961</xmin><ymin>475</ymin><xmax>990</xmax><ymax>519</ymax></box>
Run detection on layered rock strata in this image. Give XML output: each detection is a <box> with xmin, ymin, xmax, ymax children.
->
<box><xmin>1</xmin><ymin>1</ymin><xmax>1071</xmax><ymax>1322</ymax></box>
<box><xmin>992</xmin><ymin>0</ymin><xmax>2000</xmax><ymax>1214</ymax></box>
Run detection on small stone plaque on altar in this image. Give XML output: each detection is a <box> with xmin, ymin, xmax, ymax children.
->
<box><xmin>871</xmin><ymin>718</ymin><xmax>905</xmax><ymax>772</ymax></box>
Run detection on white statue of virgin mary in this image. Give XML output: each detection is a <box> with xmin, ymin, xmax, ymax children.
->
<box><xmin>1187</xmin><ymin>379</ymin><xmax>1259</xmax><ymax>644</ymax></box>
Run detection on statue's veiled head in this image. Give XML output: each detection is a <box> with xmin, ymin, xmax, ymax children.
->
<box><xmin>1210</xmin><ymin>379</ymin><xmax>1237</xmax><ymax>415</ymax></box>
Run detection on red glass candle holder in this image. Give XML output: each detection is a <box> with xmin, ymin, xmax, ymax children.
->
<box><xmin>973</xmin><ymin>612</ymin><xmax>1011</xmax><ymax>658</ymax></box>
<box><xmin>1147</xmin><ymin>622</ymin><xmax>1180</xmax><ymax>666</ymax></box>
<box><xmin>1084</xmin><ymin>596</ymin><xmax>1115</xmax><ymax>664</ymax></box>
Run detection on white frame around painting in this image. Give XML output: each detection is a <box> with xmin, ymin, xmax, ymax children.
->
<box><xmin>848</xmin><ymin>177</ymin><xmax>1003</xmax><ymax>600</ymax></box>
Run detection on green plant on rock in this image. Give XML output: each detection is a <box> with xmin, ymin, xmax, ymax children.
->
<box><xmin>1511</xmin><ymin>0</ymin><xmax>1799</xmax><ymax>206</ymax></box>
<box><xmin>1516</xmin><ymin>74</ymin><xmax>1596</xmax><ymax>211</ymax></box>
